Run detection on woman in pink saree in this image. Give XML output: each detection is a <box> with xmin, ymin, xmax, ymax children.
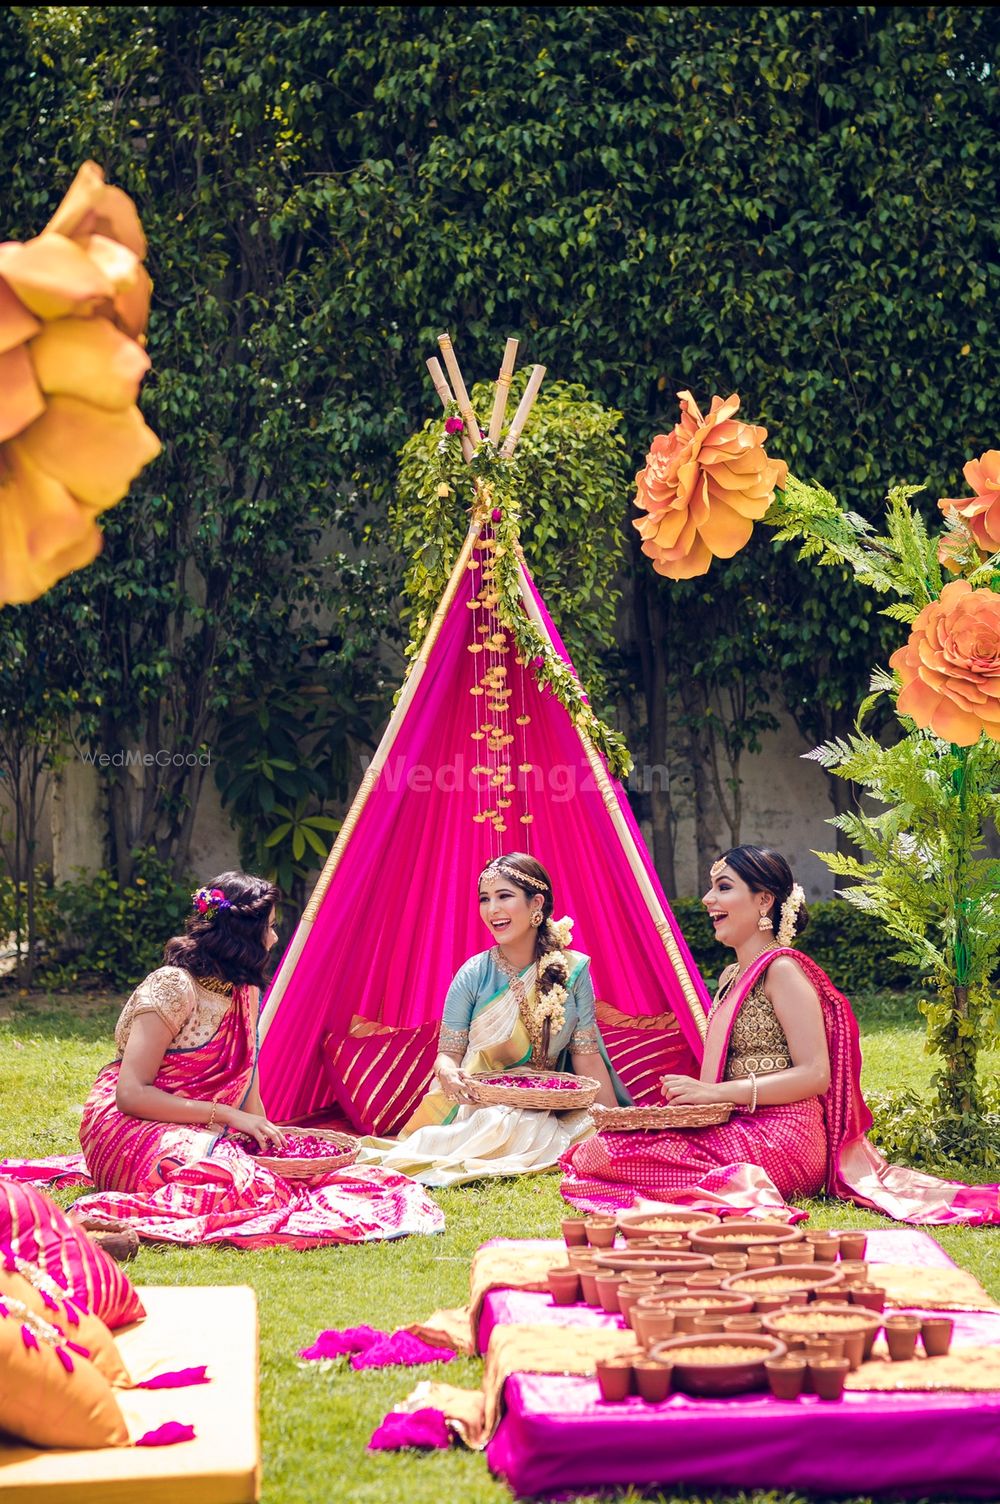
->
<box><xmin>70</xmin><ymin>872</ymin><xmax>443</xmax><ymax>1246</ymax></box>
<box><xmin>562</xmin><ymin>846</ymin><xmax>999</xmax><ymax>1226</ymax></box>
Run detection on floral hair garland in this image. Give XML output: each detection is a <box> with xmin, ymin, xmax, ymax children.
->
<box><xmin>776</xmin><ymin>884</ymin><xmax>805</xmax><ymax>948</ymax></box>
<box><xmin>533</xmin><ymin>914</ymin><xmax>574</xmax><ymax>1040</ymax></box>
<box><xmin>192</xmin><ymin>887</ymin><xmax>232</xmax><ymax>918</ymax></box>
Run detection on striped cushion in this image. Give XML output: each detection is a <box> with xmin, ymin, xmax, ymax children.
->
<box><xmin>596</xmin><ymin>1003</ymin><xmax>693</xmax><ymax>1106</ymax></box>
<box><xmin>322</xmin><ymin>1020</ymin><xmax>438</xmax><ymax>1136</ymax></box>
<box><xmin>0</xmin><ymin>1180</ymin><xmax>145</xmax><ymax>1331</ymax></box>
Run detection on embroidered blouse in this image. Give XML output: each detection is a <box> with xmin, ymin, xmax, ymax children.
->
<box><xmin>114</xmin><ymin>966</ymin><xmax>234</xmax><ymax>1057</ymax></box>
<box><xmin>723</xmin><ymin>976</ymin><xmax>792</xmax><ymax>1081</ymax></box>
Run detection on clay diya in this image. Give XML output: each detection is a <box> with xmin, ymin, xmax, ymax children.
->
<box><xmin>547</xmin><ymin>1267</ymin><xmax>581</xmax><ymax>1305</ymax></box>
<box><xmin>765</xmin><ymin>1354</ymin><xmax>807</xmax><ymax>1399</ymax></box>
<box><xmin>809</xmin><ymin>1355</ymin><xmax>850</xmax><ymax>1400</ymax></box>
<box><xmin>595</xmin><ymin>1359</ymin><xmax>633</xmax><ymax>1402</ymax></box>
<box><xmin>921</xmin><ymin>1316</ymin><xmax>954</xmax><ymax>1357</ymax></box>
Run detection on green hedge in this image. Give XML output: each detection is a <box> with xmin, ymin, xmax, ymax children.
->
<box><xmin>672</xmin><ymin>897</ymin><xmax>920</xmax><ymax>997</ymax></box>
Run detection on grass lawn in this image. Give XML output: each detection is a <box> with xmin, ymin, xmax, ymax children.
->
<box><xmin>1</xmin><ymin>987</ymin><xmax>998</xmax><ymax>1504</ymax></box>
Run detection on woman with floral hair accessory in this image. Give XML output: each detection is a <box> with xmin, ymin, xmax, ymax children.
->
<box><xmin>23</xmin><ymin>871</ymin><xmax>445</xmax><ymax>1246</ymax></box>
<box><xmin>357</xmin><ymin>852</ymin><xmax>630</xmax><ymax>1187</ymax></box>
<box><xmin>562</xmin><ymin>845</ymin><xmax>1000</xmax><ymax>1225</ymax></box>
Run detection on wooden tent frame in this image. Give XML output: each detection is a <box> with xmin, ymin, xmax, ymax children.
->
<box><xmin>259</xmin><ymin>336</ymin><xmax>706</xmax><ymax>1043</ymax></box>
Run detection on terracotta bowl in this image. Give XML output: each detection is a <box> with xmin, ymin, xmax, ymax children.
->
<box><xmin>721</xmin><ymin>1264</ymin><xmax>844</xmax><ymax>1306</ymax></box>
<box><xmin>617</xmin><ymin>1208</ymin><xmax>720</xmax><ymax>1241</ymax></box>
<box><xmin>594</xmin><ymin>1249</ymin><xmax>713</xmax><ymax>1275</ymax></box>
<box><xmin>649</xmin><ymin>1332</ymin><xmax>786</xmax><ymax>1396</ymax></box>
<box><xmin>689</xmin><ymin>1219</ymin><xmax>803</xmax><ymax>1255</ymax></box>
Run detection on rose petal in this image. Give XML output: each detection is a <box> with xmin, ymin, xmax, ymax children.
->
<box><xmin>29</xmin><ymin>316</ymin><xmax>150</xmax><ymax>410</ymax></box>
<box><xmin>17</xmin><ymin>394</ymin><xmax>160</xmax><ymax>509</ymax></box>
<box><xmin>0</xmin><ymin>234</ymin><xmax>113</xmax><ymax>320</ymax></box>
<box><xmin>44</xmin><ymin>160</ymin><xmax>147</xmax><ymax>258</ymax></box>
<box><xmin>0</xmin><ymin>273</ymin><xmax>41</xmax><ymax>355</ymax></box>
<box><xmin>0</xmin><ymin>344</ymin><xmax>45</xmax><ymax>442</ymax></box>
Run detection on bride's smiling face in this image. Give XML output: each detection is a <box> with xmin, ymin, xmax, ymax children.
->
<box><xmin>479</xmin><ymin>875</ymin><xmax>541</xmax><ymax>946</ymax></box>
<box><xmin>702</xmin><ymin>863</ymin><xmax>774</xmax><ymax>950</ymax></box>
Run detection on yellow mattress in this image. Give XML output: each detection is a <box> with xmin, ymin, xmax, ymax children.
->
<box><xmin>0</xmin><ymin>1285</ymin><xmax>259</xmax><ymax>1503</ymax></box>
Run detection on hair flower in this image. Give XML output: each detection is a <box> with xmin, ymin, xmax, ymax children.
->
<box><xmin>776</xmin><ymin>883</ymin><xmax>805</xmax><ymax>948</ymax></box>
<box><xmin>192</xmin><ymin>886</ymin><xmax>232</xmax><ymax>917</ymax></box>
<box><xmin>550</xmin><ymin>915</ymin><xmax>574</xmax><ymax>948</ymax></box>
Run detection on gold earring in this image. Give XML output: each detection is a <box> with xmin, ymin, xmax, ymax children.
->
<box><xmin>757</xmin><ymin>912</ymin><xmax>773</xmax><ymax>931</ymax></box>
<box><xmin>531</xmin><ymin>912</ymin><xmax>542</xmax><ymax>927</ymax></box>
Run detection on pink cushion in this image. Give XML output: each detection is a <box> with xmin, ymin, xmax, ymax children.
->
<box><xmin>322</xmin><ymin>1020</ymin><xmax>438</xmax><ymax>1136</ymax></box>
<box><xmin>596</xmin><ymin>1004</ymin><xmax>694</xmax><ymax>1106</ymax></box>
<box><xmin>0</xmin><ymin>1180</ymin><xmax>145</xmax><ymax>1330</ymax></box>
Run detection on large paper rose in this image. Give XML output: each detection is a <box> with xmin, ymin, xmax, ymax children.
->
<box><xmin>633</xmin><ymin>391</ymin><xmax>787</xmax><ymax>580</ymax></box>
<box><xmin>0</xmin><ymin>162</ymin><xmax>159</xmax><ymax>605</ymax></box>
<box><xmin>937</xmin><ymin>450</ymin><xmax>1000</xmax><ymax>556</ymax></box>
<box><xmin>890</xmin><ymin>580</ymin><xmax>1000</xmax><ymax>745</ymax></box>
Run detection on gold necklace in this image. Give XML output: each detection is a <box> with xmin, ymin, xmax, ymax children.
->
<box><xmin>493</xmin><ymin>946</ymin><xmax>546</xmax><ymax>1059</ymax></box>
<box><xmin>706</xmin><ymin>946</ymin><xmax>774</xmax><ymax>1024</ymax></box>
<box><xmin>193</xmin><ymin>974</ymin><xmax>234</xmax><ymax>997</ymax></box>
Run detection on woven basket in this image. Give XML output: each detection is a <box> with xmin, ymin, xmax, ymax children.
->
<box><xmin>591</xmin><ymin>1102</ymin><xmax>733</xmax><ymax>1132</ymax></box>
<box><xmin>466</xmin><ymin>1068</ymin><xmax>600</xmax><ymax>1111</ymax></box>
<box><xmin>255</xmin><ymin>1128</ymin><xmax>359</xmax><ymax>1181</ymax></box>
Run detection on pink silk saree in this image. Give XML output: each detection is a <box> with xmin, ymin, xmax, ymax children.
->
<box><xmin>5</xmin><ymin>987</ymin><xmax>443</xmax><ymax>1247</ymax></box>
<box><xmin>562</xmin><ymin>948</ymin><xmax>1000</xmax><ymax>1225</ymax></box>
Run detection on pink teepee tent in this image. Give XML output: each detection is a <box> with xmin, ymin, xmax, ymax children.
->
<box><xmin>258</xmin><ymin>338</ymin><xmax>710</xmax><ymax>1126</ymax></box>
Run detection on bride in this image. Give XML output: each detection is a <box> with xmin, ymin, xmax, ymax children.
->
<box><xmin>357</xmin><ymin>852</ymin><xmax>628</xmax><ymax>1186</ymax></box>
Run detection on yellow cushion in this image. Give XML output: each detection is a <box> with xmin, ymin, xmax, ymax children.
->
<box><xmin>0</xmin><ymin>1285</ymin><xmax>259</xmax><ymax>1502</ymax></box>
<box><xmin>0</xmin><ymin>1269</ymin><xmax>130</xmax><ymax>1388</ymax></box>
<box><xmin>0</xmin><ymin>1302</ymin><xmax>128</xmax><ymax>1449</ymax></box>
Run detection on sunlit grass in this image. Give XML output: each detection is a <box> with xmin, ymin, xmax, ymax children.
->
<box><xmin>1</xmin><ymin>987</ymin><xmax>997</xmax><ymax>1504</ymax></box>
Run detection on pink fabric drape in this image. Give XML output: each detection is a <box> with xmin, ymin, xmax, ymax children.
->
<box><xmin>563</xmin><ymin>949</ymin><xmax>1000</xmax><ymax>1225</ymax></box>
<box><xmin>259</xmin><ymin>558</ymin><xmax>708</xmax><ymax>1121</ymax></box>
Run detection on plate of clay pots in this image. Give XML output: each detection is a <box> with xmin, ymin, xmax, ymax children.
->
<box><xmin>720</xmin><ymin>1264</ymin><xmax>844</xmax><ymax>1302</ymax></box>
<box><xmin>649</xmin><ymin>1332</ymin><xmax>787</xmax><ymax>1396</ymax></box>
<box><xmin>761</xmin><ymin>1303</ymin><xmax>883</xmax><ymax>1366</ymax></box>
<box><xmin>689</xmin><ymin>1219</ymin><xmax>803</xmax><ymax>1254</ymax></box>
<box><xmin>593</xmin><ymin>1249</ymin><xmax>713</xmax><ymax>1274</ymax></box>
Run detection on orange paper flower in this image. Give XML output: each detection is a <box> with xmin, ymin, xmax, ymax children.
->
<box><xmin>937</xmin><ymin>450</ymin><xmax>1000</xmax><ymax>556</ymax></box>
<box><xmin>633</xmin><ymin>391</ymin><xmax>787</xmax><ymax>580</ymax></box>
<box><xmin>889</xmin><ymin>580</ymin><xmax>1000</xmax><ymax>746</ymax></box>
<box><xmin>0</xmin><ymin>161</ymin><xmax>159</xmax><ymax>606</ymax></box>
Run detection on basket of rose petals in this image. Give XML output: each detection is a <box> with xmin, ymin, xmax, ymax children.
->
<box><xmin>244</xmin><ymin>1128</ymin><xmax>359</xmax><ymax>1180</ymax></box>
<box><xmin>466</xmin><ymin>1069</ymin><xmax>600</xmax><ymax>1111</ymax></box>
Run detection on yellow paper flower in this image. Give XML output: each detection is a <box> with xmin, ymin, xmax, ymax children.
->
<box><xmin>937</xmin><ymin>450</ymin><xmax>1000</xmax><ymax>556</ymax></box>
<box><xmin>0</xmin><ymin>161</ymin><xmax>159</xmax><ymax>606</ymax></box>
<box><xmin>889</xmin><ymin>580</ymin><xmax>1000</xmax><ymax>745</ymax></box>
<box><xmin>633</xmin><ymin>391</ymin><xmax>787</xmax><ymax>580</ymax></box>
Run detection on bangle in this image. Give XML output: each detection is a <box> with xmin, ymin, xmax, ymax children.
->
<box><xmin>747</xmin><ymin>1073</ymin><xmax>758</xmax><ymax>1115</ymax></box>
<box><xmin>206</xmin><ymin>1098</ymin><xmax>220</xmax><ymax>1130</ymax></box>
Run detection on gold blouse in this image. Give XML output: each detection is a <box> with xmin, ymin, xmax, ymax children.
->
<box><xmin>723</xmin><ymin>976</ymin><xmax>792</xmax><ymax>1081</ymax></box>
<box><xmin>114</xmin><ymin>966</ymin><xmax>233</xmax><ymax>1056</ymax></box>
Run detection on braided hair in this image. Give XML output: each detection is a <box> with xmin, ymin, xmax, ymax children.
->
<box><xmin>488</xmin><ymin>853</ymin><xmax>571</xmax><ymax>1055</ymax></box>
<box><xmin>163</xmin><ymin>871</ymin><xmax>280</xmax><ymax>988</ymax></box>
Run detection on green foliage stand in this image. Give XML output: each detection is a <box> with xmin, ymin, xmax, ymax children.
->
<box><xmin>769</xmin><ymin>477</ymin><xmax>1000</xmax><ymax>1153</ymax></box>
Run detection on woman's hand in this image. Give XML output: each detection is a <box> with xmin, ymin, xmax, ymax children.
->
<box><xmin>435</xmin><ymin>1057</ymin><xmax>478</xmax><ymax>1107</ymax></box>
<box><xmin>218</xmin><ymin>1106</ymin><xmax>288</xmax><ymax>1151</ymax></box>
<box><xmin>660</xmin><ymin>1074</ymin><xmax>729</xmax><ymax>1107</ymax></box>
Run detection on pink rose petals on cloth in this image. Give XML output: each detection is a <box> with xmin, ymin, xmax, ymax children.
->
<box><xmin>298</xmin><ymin>1326</ymin><xmax>455</xmax><ymax>1368</ymax></box>
<box><xmin>350</xmin><ymin>1332</ymin><xmax>455</xmax><ymax>1370</ymax></box>
<box><xmin>134</xmin><ymin>1365</ymin><xmax>210</xmax><ymax>1389</ymax></box>
<box><xmin>368</xmin><ymin>1407</ymin><xmax>451</xmax><ymax>1452</ymax></box>
<box><xmin>298</xmin><ymin>1324</ymin><xmax>384</xmax><ymax>1360</ymax></box>
<box><xmin>134</xmin><ymin>1422</ymin><xmax>197</xmax><ymax>1447</ymax></box>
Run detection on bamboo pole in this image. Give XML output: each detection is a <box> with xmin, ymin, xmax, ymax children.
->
<box><xmin>259</xmin><ymin>519</ymin><xmax>484</xmax><ymax>1042</ymax></box>
<box><xmin>437</xmin><ymin>332</ymin><xmax>482</xmax><ymax>452</ymax></box>
<box><xmin>514</xmin><ymin>561</ymin><xmax>709</xmax><ymax>1041</ymax></box>
<box><xmin>426</xmin><ymin>356</ymin><xmax>474</xmax><ymax>463</ymax></box>
<box><xmin>500</xmin><ymin>364</ymin><xmax>546</xmax><ymax>456</ymax></box>
<box><xmin>488</xmin><ymin>337</ymin><xmax>519</xmax><ymax>444</ymax></box>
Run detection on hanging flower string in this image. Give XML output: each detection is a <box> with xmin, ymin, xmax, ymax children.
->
<box><xmin>431</xmin><ymin>407</ymin><xmax>633</xmax><ymax>780</ymax></box>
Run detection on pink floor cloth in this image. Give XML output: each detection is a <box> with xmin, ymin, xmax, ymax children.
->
<box><xmin>562</xmin><ymin>948</ymin><xmax>1000</xmax><ymax>1226</ymax></box>
<box><xmin>481</xmin><ymin>1232</ymin><xmax>1000</xmax><ymax>1498</ymax></box>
